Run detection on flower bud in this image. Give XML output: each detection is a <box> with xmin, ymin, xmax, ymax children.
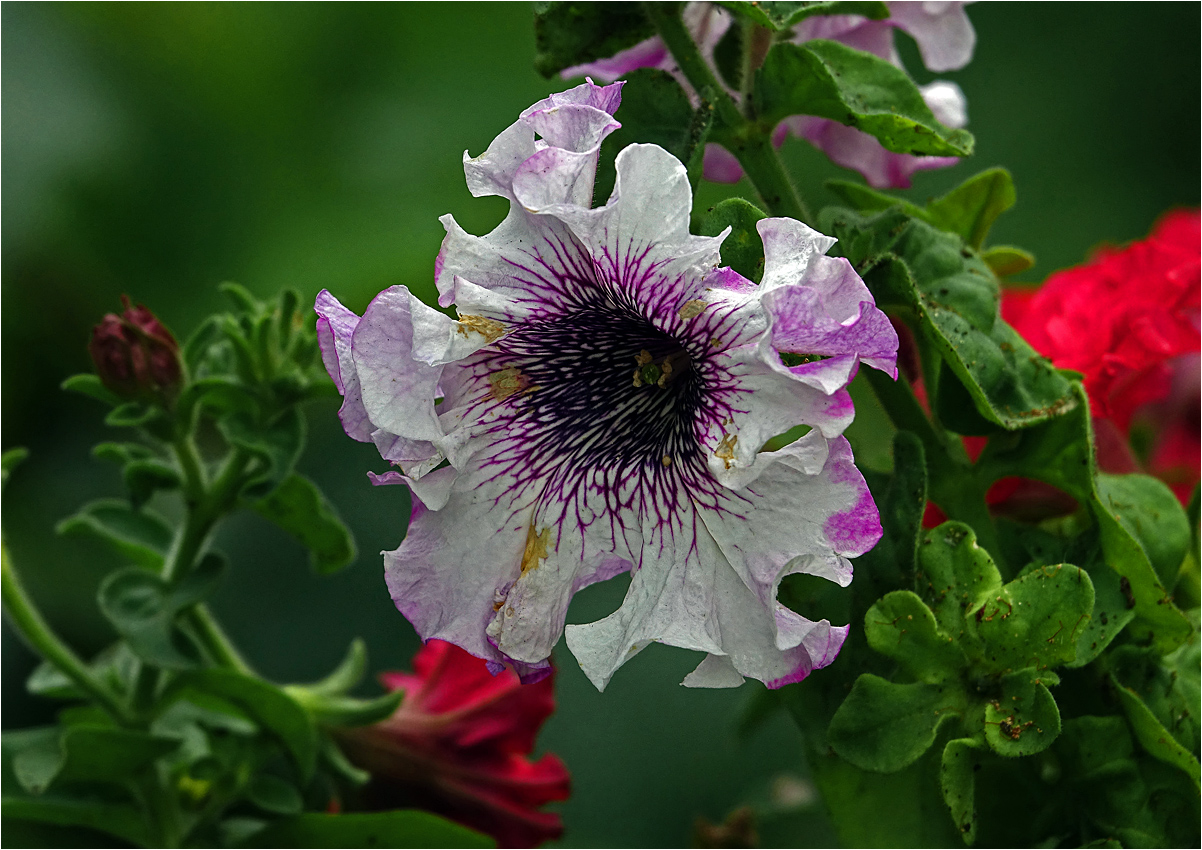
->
<box><xmin>89</xmin><ymin>296</ymin><xmax>183</xmax><ymax>404</ymax></box>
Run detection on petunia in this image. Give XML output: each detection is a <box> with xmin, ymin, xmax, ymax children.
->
<box><xmin>316</xmin><ymin>81</ymin><xmax>897</xmax><ymax>690</ymax></box>
<box><xmin>562</xmin><ymin>1</ymin><xmax>975</xmax><ymax>189</ymax></box>
<box><xmin>335</xmin><ymin>639</ymin><xmax>570</xmax><ymax>848</ymax></box>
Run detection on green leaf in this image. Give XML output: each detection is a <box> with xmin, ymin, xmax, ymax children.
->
<box><xmin>967</xmin><ymin>563</ymin><xmax>1094</xmax><ymax>672</ymax></box>
<box><xmin>940</xmin><ymin>737</ymin><xmax>984</xmax><ymax>844</ymax></box>
<box><xmin>922</xmin><ymin>169</ymin><xmax>1016</xmax><ymax>250</ymax></box>
<box><xmin>983</xmin><ymin>669</ymin><xmax>1061</xmax><ymax>757</ymax></box>
<box><xmin>104</xmin><ymin>402</ymin><xmax>160</xmax><ymax>429</ymax></box>
<box><xmin>1095</xmin><ymin>473</ymin><xmax>1191</xmax><ymax>589</ymax></box>
<box><xmin>285</xmin><ymin>688</ymin><xmax>404</xmax><ymax>729</ymax></box>
<box><xmin>1110</xmin><ymin>636</ymin><xmax>1200</xmax><ymax>757</ymax></box>
<box><xmin>533</xmin><ymin>1</ymin><xmax>654</xmax><ymax>78</ymax></box>
<box><xmin>219</xmin><ymin>281</ymin><xmax>263</xmax><ymax>316</ymax></box>
<box><xmin>1110</xmin><ymin>674</ymin><xmax>1201</xmax><ymax>790</ymax></box>
<box><xmin>97</xmin><ymin>555</ymin><xmax>227</xmax><ymax>669</ymax></box>
<box><xmin>915</xmin><ymin>522</ymin><xmax>1003</xmax><ymax>641</ymax></box>
<box><xmin>864</xmin><ymin>591</ymin><xmax>964</xmax><ymax>682</ymax></box>
<box><xmin>305</xmin><ymin>639</ymin><xmax>368</xmax><ymax>698</ymax></box>
<box><xmin>824</xmin><ymin>209</ymin><xmax>1074</xmax><ymax>431</ymax></box>
<box><xmin>754</xmin><ymin>40</ymin><xmax>974</xmax><ymax>157</ymax></box>
<box><xmin>982</xmin><ymin>247</ymin><xmax>1035</xmax><ymax>277</ymax></box>
<box><xmin>165</xmin><ymin>669</ymin><xmax>318</xmax><ymax>781</ymax></box>
<box><xmin>247</xmin><ymin>774</ymin><xmax>304</xmax><ymax>815</ymax></box>
<box><xmin>828</xmin><ymin>675</ymin><xmax>966</xmax><ymax>772</ymax></box>
<box><xmin>1</xmin><ymin>448</ymin><xmax>29</xmax><ymax>489</ymax></box>
<box><xmin>699</xmin><ymin>198</ymin><xmax>768</xmax><ymax>283</ymax></box>
<box><xmin>219</xmin><ymin>408</ymin><xmax>305</xmax><ymax>499</ymax></box>
<box><xmin>252</xmin><ymin>474</ymin><xmax>356</xmax><ymax>574</ymax></box>
<box><xmin>11</xmin><ymin>725</ymin><xmax>179</xmax><ymax>794</ymax></box>
<box><xmin>719</xmin><ymin>1</ymin><xmax>889</xmax><ymax>30</ymax></box>
<box><xmin>91</xmin><ymin>441</ymin><xmax>153</xmax><ymax>467</ymax></box>
<box><xmin>1069</xmin><ymin>564</ymin><xmax>1136</xmax><ymax>668</ymax></box>
<box><xmin>594</xmin><ymin>68</ymin><xmax>712</xmax><ymax>203</ymax></box>
<box><xmin>60</xmin><ymin>374</ymin><xmax>120</xmax><ymax>406</ymax></box>
<box><xmin>123</xmin><ymin>458</ymin><xmax>182</xmax><ymax>508</ymax></box>
<box><xmin>247</xmin><ymin>811</ymin><xmax>495</xmax><ymax>848</ymax></box>
<box><xmin>1</xmin><ymin>797</ymin><xmax>151</xmax><ymax>846</ymax></box>
<box><xmin>56</xmin><ymin>499</ymin><xmax>172</xmax><ymax>569</ymax></box>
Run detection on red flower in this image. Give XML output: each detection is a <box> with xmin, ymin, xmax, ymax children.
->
<box><xmin>336</xmin><ymin>640</ymin><xmax>571</xmax><ymax>848</ymax></box>
<box><xmin>89</xmin><ymin>295</ymin><xmax>183</xmax><ymax>403</ymax></box>
<box><xmin>1004</xmin><ymin>209</ymin><xmax>1201</xmax><ymax>502</ymax></box>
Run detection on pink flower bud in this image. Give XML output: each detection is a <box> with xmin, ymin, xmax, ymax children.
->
<box><xmin>89</xmin><ymin>296</ymin><xmax>182</xmax><ymax>403</ymax></box>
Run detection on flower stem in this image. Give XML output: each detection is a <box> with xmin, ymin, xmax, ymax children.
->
<box><xmin>1</xmin><ymin>542</ymin><xmax>136</xmax><ymax>726</ymax></box>
<box><xmin>643</xmin><ymin>1</ymin><xmax>812</xmax><ymax>224</ymax></box>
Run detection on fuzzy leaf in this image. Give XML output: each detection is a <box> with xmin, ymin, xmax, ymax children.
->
<box><xmin>828</xmin><ymin>675</ymin><xmax>965</xmax><ymax>772</ymax></box>
<box><xmin>252</xmin><ymin>474</ymin><xmax>356</xmax><ymax>574</ymax></box>
<box><xmin>1110</xmin><ymin>675</ymin><xmax>1201</xmax><ymax>790</ymax></box>
<box><xmin>534</xmin><ymin>1</ymin><xmax>654</xmax><ymax>78</ymax></box>
<box><xmin>915</xmin><ymin>522</ymin><xmax>1003</xmax><ymax>641</ymax></box>
<box><xmin>983</xmin><ymin>669</ymin><xmax>1061</xmax><ymax>757</ymax></box>
<box><xmin>865</xmin><ymin>591</ymin><xmax>964</xmax><ymax>682</ymax></box>
<box><xmin>1095</xmin><ymin>473</ymin><xmax>1191</xmax><ymax>589</ymax></box>
<box><xmin>755</xmin><ymin>41</ymin><xmax>974</xmax><ymax>157</ymax></box>
<box><xmin>940</xmin><ymin>737</ymin><xmax>984</xmax><ymax>844</ymax></box>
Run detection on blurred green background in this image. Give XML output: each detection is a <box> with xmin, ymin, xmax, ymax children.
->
<box><xmin>2</xmin><ymin>3</ymin><xmax>1198</xmax><ymax>846</ymax></box>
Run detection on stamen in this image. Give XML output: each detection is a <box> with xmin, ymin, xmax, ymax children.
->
<box><xmin>458</xmin><ymin>314</ymin><xmax>506</xmax><ymax>343</ymax></box>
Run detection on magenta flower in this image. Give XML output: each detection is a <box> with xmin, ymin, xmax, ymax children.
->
<box><xmin>316</xmin><ymin>81</ymin><xmax>896</xmax><ymax>690</ymax></box>
<box><xmin>563</xmin><ymin>2</ymin><xmax>975</xmax><ymax>189</ymax></box>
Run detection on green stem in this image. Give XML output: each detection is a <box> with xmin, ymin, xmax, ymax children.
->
<box><xmin>644</xmin><ymin>1</ymin><xmax>812</xmax><ymax>223</ymax></box>
<box><xmin>187</xmin><ymin>605</ymin><xmax>252</xmax><ymax>674</ymax></box>
<box><xmin>1</xmin><ymin>543</ymin><xmax>136</xmax><ymax>726</ymax></box>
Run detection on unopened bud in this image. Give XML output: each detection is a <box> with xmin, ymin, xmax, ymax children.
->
<box><xmin>89</xmin><ymin>296</ymin><xmax>183</xmax><ymax>403</ymax></box>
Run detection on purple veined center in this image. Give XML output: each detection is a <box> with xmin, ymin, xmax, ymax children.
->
<box><xmin>466</xmin><ymin>282</ymin><xmax>731</xmax><ymax>513</ymax></box>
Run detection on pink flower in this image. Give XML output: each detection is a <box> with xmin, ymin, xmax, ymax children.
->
<box><xmin>89</xmin><ymin>295</ymin><xmax>183</xmax><ymax>403</ymax></box>
<box><xmin>336</xmin><ymin>640</ymin><xmax>570</xmax><ymax>848</ymax></box>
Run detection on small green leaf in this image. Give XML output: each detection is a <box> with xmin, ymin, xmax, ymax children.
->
<box><xmin>1110</xmin><ymin>674</ymin><xmax>1201</xmax><ymax>790</ymax></box>
<box><xmin>165</xmin><ymin>669</ymin><xmax>318</xmax><ymax>781</ymax></box>
<box><xmin>11</xmin><ymin>725</ymin><xmax>179</xmax><ymax>795</ymax></box>
<box><xmin>534</xmin><ymin>1</ymin><xmax>655</xmax><ymax>78</ymax></box>
<box><xmin>865</xmin><ymin>591</ymin><xmax>964</xmax><ymax>682</ymax></box>
<box><xmin>968</xmin><ymin>563</ymin><xmax>1094</xmax><ymax>672</ymax></box>
<box><xmin>123</xmin><ymin>459</ymin><xmax>182</xmax><ymax>508</ymax></box>
<box><xmin>983</xmin><ymin>247</ymin><xmax>1035</xmax><ymax>277</ymax></box>
<box><xmin>97</xmin><ymin>569</ymin><xmax>203</xmax><ymax>669</ymax></box>
<box><xmin>719</xmin><ymin>1</ymin><xmax>889</xmax><ymax>30</ymax></box>
<box><xmin>286</xmin><ymin>688</ymin><xmax>404</xmax><ymax>729</ymax></box>
<box><xmin>219</xmin><ymin>408</ymin><xmax>305</xmax><ymax>499</ymax></box>
<box><xmin>104</xmin><ymin>402</ymin><xmax>160</xmax><ymax>429</ymax></box>
<box><xmin>1</xmin><ymin>448</ymin><xmax>29</xmax><ymax>489</ymax></box>
<box><xmin>246</xmin><ymin>811</ymin><xmax>495</xmax><ymax>848</ymax></box>
<box><xmin>940</xmin><ymin>737</ymin><xmax>984</xmax><ymax>844</ymax></box>
<box><xmin>252</xmin><ymin>474</ymin><xmax>356</xmax><ymax>574</ymax></box>
<box><xmin>1069</xmin><ymin>565</ymin><xmax>1136</xmax><ymax>668</ymax></box>
<box><xmin>915</xmin><ymin>522</ymin><xmax>1003</xmax><ymax>641</ymax></box>
<box><xmin>828</xmin><ymin>675</ymin><xmax>966</xmax><ymax>772</ymax></box>
<box><xmin>60</xmin><ymin>374</ymin><xmax>120</xmax><ymax>406</ymax></box>
<box><xmin>56</xmin><ymin>499</ymin><xmax>172</xmax><ymax>569</ymax></box>
<box><xmin>91</xmin><ymin>441</ymin><xmax>153</xmax><ymax>467</ymax></box>
<box><xmin>923</xmin><ymin>168</ymin><xmax>1016</xmax><ymax>250</ymax></box>
<box><xmin>305</xmin><ymin>639</ymin><xmax>368</xmax><ymax>698</ymax></box>
<box><xmin>594</xmin><ymin>69</ymin><xmax>712</xmax><ymax>203</ymax></box>
<box><xmin>247</xmin><ymin>774</ymin><xmax>304</xmax><ymax>815</ymax></box>
<box><xmin>983</xmin><ymin>669</ymin><xmax>1061</xmax><ymax>757</ymax></box>
<box><xmin>754</xmin><ymin>41</ymin><xmax>974</xmax><ymax>157</ymax></box>
<box><xmin>1095</xmin><ymin>473</ymin><xmax>1191</xmax><ymax>589</ymax></box>
<box><xmin>699</xmin><ymin>198</ymin><xmax>768</xmax><ymax>283</ymax></box>
<box><xmin>219</xmin><ymin>281</ymin><xmax>263</xmax><ymax>315</ymax></box>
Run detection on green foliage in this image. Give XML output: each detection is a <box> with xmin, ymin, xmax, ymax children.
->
<box><xmin>828</xmin><ymin>676</ymin><xmax>964</xmax><ymax>772</ymax></box>
<box><xmin>247</xmin><ymin>811</ymin><xmax>495</xmax><ymax>848</ymax></box>
<box><xmin>252</xmin><ymin>474</ymin><xmax>356</xmax><ymax>574</ymax></box>
<box><xmin>754</xmin><ymin>40</ymin><xmax>974</xmax><ymax>157</ymax></box>
<box><xmin>699</xmin><ymin>198</ymin><xmax>768</xmax><ymax>282</ymax></box>
<box><xmin>718</xmin><ymin>1</ymin><xmax>888</xmax><ymax>30</ymax></box>
<box><xmin>534</xmin><ymin>2</ymin><xmax>654</xmax><ymax>78</ymax></box>
<box><xmin>56</xmin><ymin>499</ymin><xmax>172</xmax><ymax>569</ymax></box>
<box><xmin>939</xmin><ymin>737</ymin><xmax>983</xmax><ymax>842</ymax></box>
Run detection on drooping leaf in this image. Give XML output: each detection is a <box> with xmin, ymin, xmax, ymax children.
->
<box><xmin>56</xmin><ymin>499</ymin><xmax>172</xmax><ymax>569</ymax></box>
<box><xmin>247</xmin><ymin>811</ymin><xmax>495</xmax><ymax>848</ymax></box>
<box><xmin>165</xmin><ymin>669</ymin><xmax>318</xmax><ymax>781</ymax></box>
<box><xmin>864</xmin><ymin>591</ymin><xmax>964</xmax><ymax>682</ymax></box>
<box><xmin>754</xmin><ymin>40</ymin><xmax>974</xmax><ymax>157</ymax></box>
<box><xmin>982</xmin><ymin>669</ymin><xmax>1061</xmax><ymax>757</ymax></box>
<box><xmin>719</xmin><ymin>1</ymin><xmax>889</xmax><ymax>31</ymax></box>
<box><xmin>534</xmin><ymin>1</ymin><xmax>655</xmax><ymax>78</ymax></box>
<box><xmin>595</xmin><ymin>68</ymin><xmax>712</xmax><ymax>202</ymax></box>
<box><xmin>285</xmin><ymin>688</ymin><xmax>405</xmax><ymax>729</ymax></box>
<box><xmin>699</xmin><ymin>197</ymin><xmax>768</xmax><ymax>283</ymax></box>
<box><xmin>303</xmin><ymin>639</ymin><xmax>369</xmax><ymax>698</ymax></box>
<box><xmin>828</xmin><ymin>675</ymin><xmax>966</xmax><ymax>772</ymax></box>
<box><xmin>940</xmin><ymin>737</ymin><xmax>985</xmax><ymax>844</ymax></box>
<box><xmin>252</xmin><ymin>474</ymin><xmax>356</xmax><ymax>574</ymax></box>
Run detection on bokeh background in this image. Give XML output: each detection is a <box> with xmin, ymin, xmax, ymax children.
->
<box><xmin>3</xmin><ymin>3</ymin><xmax>1198</xmax><ymax>846</ymax></box>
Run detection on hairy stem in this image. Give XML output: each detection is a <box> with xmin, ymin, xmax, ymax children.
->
<box><xmin>1</xmin><ymin>542</ymin><xmax>136</xmax><ymax>726</ymax></box>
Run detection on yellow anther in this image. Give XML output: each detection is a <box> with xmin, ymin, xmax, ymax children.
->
<box><xmin>714</xmin><ymin>433</ymin><xmax>738</xmax><ymax>469</ymax></box>
<box><xmin>457</xmin><ymin>314</ymin><xmax>506</xmax><ymax>343</ymax></box>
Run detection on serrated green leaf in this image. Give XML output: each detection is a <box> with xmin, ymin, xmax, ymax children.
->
<box><xmin>828</xmin><ymin>675</ymin><xmax>966</xmax><ymax>772</ymax></box>
<box><xmin>718</xmin><ymin>1</ymin><xmax>889</xmax><ymax>30</ymax></box>
<box><xmin>246</xmin><ymin>810</ymin><xmax>495</xmax><ymax>848</ymax></box>
<box><xmin>1110</xmin><ymin>674</ymin><xmax>1200</xmax><ymax>790</ymax></box>
<box><xmin>865</xmin><ymin>591</ymin><xmax>964</xmax><ymax>682</ymax></box>
<box><xmin>940</xmin><ymin>737</ymin><xmax>984</xmax><ymax>844</ymax></box>
<box><xmin>754</xmin><ymin>41</ymin><xmax>974</xmax><ymax>157</ymax></box>
<box><xmin>594</xmin><ymin>69</ymin><xmax>712</xmax><ymax>203</ymax></box>
<box><xmin>983</xmin><ymin>669</ymin><xmax>1061</xmax><ymax>757</ymax></box>
<box><xmin>968</xmin><ymin>563</ymin><xmax>1093</xmax><ymax>672</ymax></box>
<box><xmin>56</xmin><ymin>499</ymin><xmax>172</xmax><ymax>569</ymax></box>
<box><xmin>983</xmin><ymin>247</ymin><xmax>1035</xmax><ymax>277</ymax></box>
<box><xmin>916</xmin><ymin>522</ymin><xmax>1003</xmax><ymax>640</ymax></box>
<box><xmin>165</xmin><ymin>669</ymin><xmax>318</xmax><ymax>781</ymax></box>
<box><xmin>247</xmin><ymin>774</ymin><xmax>304</xmax><ymax>815</ymax></box>
<box><xmin>534</xmin><ymin>1</ymin><xmax>654</xmax><ymax>78</ymax></box>
<box><xmin>252</xmin><ymin>474</ymin><xmax>356</xmax><ymax>574</ymax></box>
<box><xmin>824</xmin><ymin>209</ymin><xmax>1074</xmax><ymax>431</ymax></box>
<box><xmin>60</xmin><ymin>374</ymin><xmax>120</xmax><ymax>406</ymax></box>
<box><xmin>699</xmin><ymin>197</ymin><xmax>768</xmax><ymax>283</ymax></box>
